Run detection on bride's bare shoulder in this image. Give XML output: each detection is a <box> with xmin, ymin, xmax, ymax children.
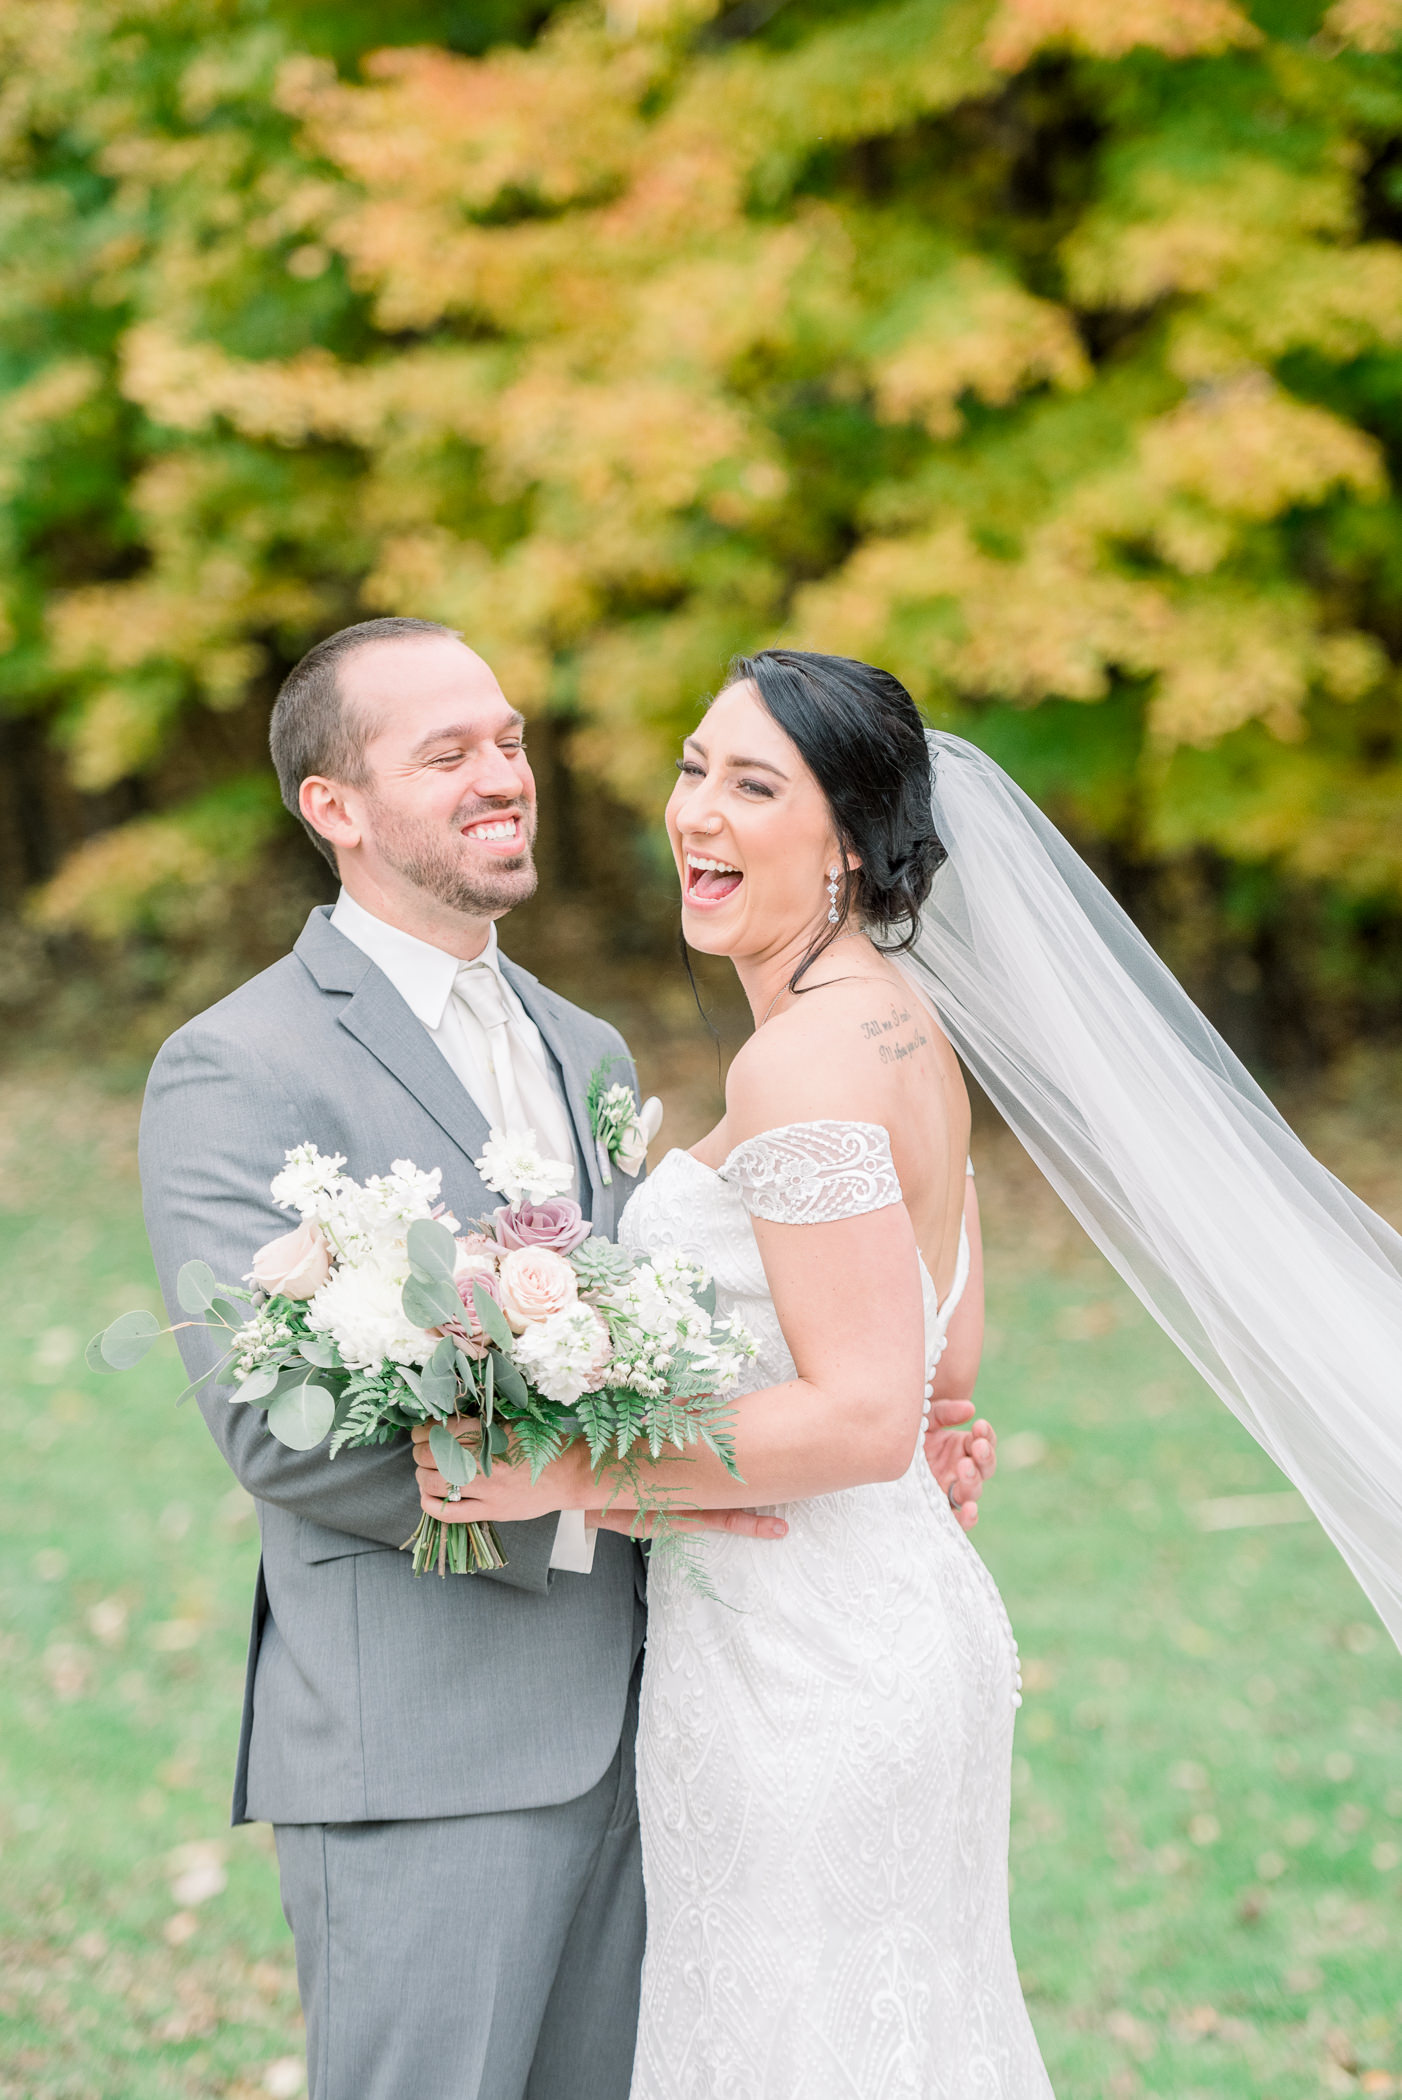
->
<box><xmin>724</xmin><ymin>974</ymin><xmax>942</xmax><ymax>1143</ymax></box>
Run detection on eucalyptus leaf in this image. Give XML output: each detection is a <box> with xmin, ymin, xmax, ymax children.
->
<box><xmin>176</xmin><ymin>1259</ymin><xmax>218</xmax><ymax>1314</ymax></box>
<box><xmin>429</xmin><ymin>1422</ymin><xmax>477</xmax><ymax>1488</ymax></box>
<box><xmin>402</xmin><ymin>1272</ymin><xmax>462</xmax><ymax>1330</ymax></box>
<box><xmin>235</xmin><ymin>1361</ymin><xmax>281</xmax><ymax>1405</ymax></box>
<box><xmin>175</xmin><ymin>1356</ymin><xmax>226</xmax><ymax>1407</ymax></box>
<box><xmin>407</xmin><ymin>1217</ymin><xmax>458</xmax><ymax>1280</ymax></box>
<box><xmin>266</xmin><ymin>1380</ymin><xmax>335</xmax><ymax>1450</ymax></box>
<box><xmin>96</xmin><ymin>1309</ymin><xmax>162</xmax><ymax>1371</ymax></box>
<box><xmin>472</xmin><ymin>1283</ymin><xmax>515</xmax><ymax>1356</ymax></box>
<box><xmin>297</xmin><ymin>1334</ymin><xmax>342</xmax><ymax>1369</ymax></box>
<box><xmin>696</xmin><ymin>1277</ymin><xmax>718</xmax><ymax>1318</ymax></box>
<box><xmin>489</xmin><ymin>1348</ymin><xmax>530</xmax><ymax>1412</ymax></box>
<box><xmin>454</xmin><ymin>1348</ymin><xmax>480</xmax><ymax>1399</ymax></box>
<box><xmin>427</xmin><ymin>1334</ymin><xmax>456</xmax><ymax>1375</ymax></box>
<box><xmin>419</xmin><ymin>1352</ymin><xmax>459</xmax><ymax>1415</ymax></box>
<box><xmin>209</xmin><ymin>1297</ymin><xmax>246</xmax><ymax>1331</ymax></box>
<box><xmin>397</xmin><ymin>1365</ymin><xmax>422</xmax><ymax>1401</ymax></box>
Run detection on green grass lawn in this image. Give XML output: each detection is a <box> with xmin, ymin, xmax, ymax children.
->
<box><xmin>0</xmin><ymin>1075</ymin><xmax>1398</xmax><ymax>2099</ymax></box>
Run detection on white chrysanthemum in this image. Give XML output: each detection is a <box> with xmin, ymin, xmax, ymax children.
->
<box><xmin>475</xmin><ymin>1128</ymin><xmax>574</xmax><ymax>1206</ymax></box>
<box><xmin>305</xmin><ymin>1248</ymin><xmax>435</xmax><ymax>1371</ymax></box>
<box><xmin>511</xmin><ymin>1304</ymin><xmax>612</xmax><ymax>1404</ymax></box>
<box><xmin>270</xmin><ymin>1143</ymin><xmax>349</xmax><ymax>1219</ymax></box>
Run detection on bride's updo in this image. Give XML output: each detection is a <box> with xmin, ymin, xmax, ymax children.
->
<box><xmin>726</xmin><ymin>648</ymin><xmax>946</xmax><ymax>954</ymax></box>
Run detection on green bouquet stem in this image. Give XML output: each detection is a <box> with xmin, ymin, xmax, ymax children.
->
<box><xmin>403</xmin><ymin>1511</ymin><xmax>507</xmax><ymax>1577</ymax></box>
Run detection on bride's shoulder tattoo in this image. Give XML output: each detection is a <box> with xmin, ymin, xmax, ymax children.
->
<box><xmin>858</xmin><ymin>999</ymin><xmax>929</xmax><ymax>1066</ymax></box>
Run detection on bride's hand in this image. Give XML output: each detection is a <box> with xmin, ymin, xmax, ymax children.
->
<box><xmin>410</xmin><ymin>1417</ymin><xmax>592</xmax><ymax>1523</ymax></box>
<box><xmin>923</xmin><ymin>1399</ymin><xmax>997</xmax><ymax>1532</ymax></box>
<box><xmin>410</xmin><ymin>1423</ymin><xmax>791</xmax><ymax>1539</ymax></box>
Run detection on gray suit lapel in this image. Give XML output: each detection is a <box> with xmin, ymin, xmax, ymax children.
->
<box><xmin>295</xmin><ymin>909</ymin><xmax>492</xmax><ymax>1169</ymax></box>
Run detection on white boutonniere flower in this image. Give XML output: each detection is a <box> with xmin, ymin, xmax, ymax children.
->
<box><xmin>588</xmin><ymin>1061</ymin><xmax>663</xmax><ymax>1185</ymax></box>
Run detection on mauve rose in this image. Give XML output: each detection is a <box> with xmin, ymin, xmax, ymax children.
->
<box><xmin>497</xmin><ymin>1246</ymin><xmax>578</xmax><ymax>1331</ymax></box>
<box><xmin>251</xmin><ymin>1219</ymin><xmax>331</xmax><ymax>1300</ymax></box>
<box><xmin>453</xmin><ymin>1265</ymin><xmax>505</xmax><ymax>1359</ymax></box>
<box><xmin>492</xmin><ymin>1196</ymin><xmax>589</xmax><ymax>1255</ymax></box>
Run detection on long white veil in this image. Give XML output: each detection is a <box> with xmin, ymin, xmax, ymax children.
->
<box><xmin>902</xmin><ymin>730</ymin><xmax>1402</xmax><ymax>1651</ymax></box>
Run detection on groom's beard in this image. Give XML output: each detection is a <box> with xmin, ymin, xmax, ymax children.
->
<box><xmin>367</xmin><ymin>794</ymin><xmax>540</xmax><ymax>916</ymax></box>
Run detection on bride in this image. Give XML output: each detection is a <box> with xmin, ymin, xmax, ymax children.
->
<box><xmin>416</xmin><ymin>648</ymin><xmax>1402</xmax><ymax>2098</ymax></box>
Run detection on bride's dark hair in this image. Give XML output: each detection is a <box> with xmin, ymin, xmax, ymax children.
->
<box><xmin>725</xmin><ymin>647</ymin><xmax>946</xmax><ymax>987</ymax></box>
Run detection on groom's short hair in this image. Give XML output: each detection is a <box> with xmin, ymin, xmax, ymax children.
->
<box><xmin>270</xmin><ymin>616</ymin><xmax>459</xmax><ymax>867</ymax></box>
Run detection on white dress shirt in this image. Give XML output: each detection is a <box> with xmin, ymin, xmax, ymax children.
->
<box><xmin>330</xmin><ymin>890</ymin><xmax>596</xmax><ymax>1574</ymax></box>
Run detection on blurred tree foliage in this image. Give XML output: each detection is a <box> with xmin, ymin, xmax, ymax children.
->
<box><xmin>3</xmin><ymin>0</ymin><xmax>1402</xmax><ymax>1059</ymax></box>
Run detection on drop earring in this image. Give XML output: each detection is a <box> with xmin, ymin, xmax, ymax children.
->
<box><xmin>826</xmin><ymin>866</ymin><xmax>840</xmax><ymax>925</ymax></box>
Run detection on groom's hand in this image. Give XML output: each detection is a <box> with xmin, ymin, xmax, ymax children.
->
<box><xmin>924</xmin><ymin>1399</ymin><xmax>997</xmax><ymax>1532</ymax></box>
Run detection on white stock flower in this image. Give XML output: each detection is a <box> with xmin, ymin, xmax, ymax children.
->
<box><xmin>270</xmin><ymin>1143</ymin><xmax>348</xmax><ymax>1219</ymax></box>
<box><xmin>475</xmin><ymin>1128</ymin><xmax>574</xmax><ymax>1206</ymax></box>
<box><xmin>269</xmin><ymin>1145</ymin><xmax>454</xmax><ymax>1269</ymax></box>
<box><xmin>511</xmin><ymin>1304</ymin><xmax>612</xmax><ymax>1404</ymax></box>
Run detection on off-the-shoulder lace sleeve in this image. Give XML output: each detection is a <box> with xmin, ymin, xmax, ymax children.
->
<box><xmin>719</xmin><ymin>1119</ymin><xmax>901</xmax><ymax>1225</ymax></box>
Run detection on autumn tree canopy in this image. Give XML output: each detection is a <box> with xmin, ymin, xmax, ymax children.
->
<box><xmin>4</xmin><ymin>0</ymin><xmax>1402</xmax><ymax>1055</ymax></box>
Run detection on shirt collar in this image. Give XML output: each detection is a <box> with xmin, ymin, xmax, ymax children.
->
<box><xmin>330</xmin><ymin>890</ymin><xmax>505</xmax><ymax>1032</ymax></box>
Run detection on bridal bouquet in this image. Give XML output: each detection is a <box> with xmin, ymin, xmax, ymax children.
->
<box><xmin>90</xmin><ymin>1132</ymin><xmax>755</xmax><ymax>1578</ymax></box>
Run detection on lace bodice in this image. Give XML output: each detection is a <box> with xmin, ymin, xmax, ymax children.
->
<box><xmin>619</xmin><ymin>1119</ymin><xmax>1047</xmax><ymax>2100</ymax></box>
<box><xmin>623</xmin><ymin>1119</ymin><xmax>971</xmax><ymax>1396</ymax></box>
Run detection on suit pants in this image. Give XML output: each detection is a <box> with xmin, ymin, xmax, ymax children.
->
<box><xmin>274</xmin><ymin>1676</ymin><xmax>644</xmax><ymax>2100</ymax></box>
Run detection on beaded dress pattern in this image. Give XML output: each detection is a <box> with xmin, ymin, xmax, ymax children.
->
<box><xmin>620</xmin><ymin>1120</ymin><xmax>1052</xmax><ymax>2100</ymax></box>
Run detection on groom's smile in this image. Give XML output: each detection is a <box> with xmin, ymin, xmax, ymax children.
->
<box><xmin>460</xmin><ymin>809</ymin><xmax>529</xmax><ymax>857</ymax></box>
<box><xmin>298</xmin><ymin>630</ymin><xmax>542</xmax><ymax>935</ymax></box>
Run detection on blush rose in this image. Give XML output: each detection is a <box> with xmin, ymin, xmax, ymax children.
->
<box><xmin>497</xmin><ymin>1246</ymin><xmax>578</xmax><ymax>1332</ymax></box>
<box><xmin>251</xmin><ymin>1220</ymin><xmax>331</xmax><ymax>1300</ymax></box>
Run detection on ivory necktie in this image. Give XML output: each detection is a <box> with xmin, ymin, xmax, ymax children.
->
<box><xmin>451</xmin><ymin>960</ymin><xmax>577</xmax><ymax>1179</ymax></box>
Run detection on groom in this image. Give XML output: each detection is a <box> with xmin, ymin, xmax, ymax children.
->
<box><xmin>139</xmin><ymin>616</ymin><xmax>997</xmax><ymax>2100</ymax></box>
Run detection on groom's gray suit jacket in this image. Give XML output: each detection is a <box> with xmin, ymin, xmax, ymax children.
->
<box><xmin>139</xmin><ymin>906</ymin><xmax>647</xmax><ymax>1827</ymax></box>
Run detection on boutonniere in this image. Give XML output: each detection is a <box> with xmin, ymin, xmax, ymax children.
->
<box><xmin>587</xmin><ymin>1060</ymin><xmax>663</xmax><ymax>1185</ymax></box>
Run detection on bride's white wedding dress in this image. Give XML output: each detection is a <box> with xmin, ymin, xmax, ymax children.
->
<box><xmin>618</xmin><ymin>1119</ymin><xmax>1053</xmax><ymax>2099</ymax></box>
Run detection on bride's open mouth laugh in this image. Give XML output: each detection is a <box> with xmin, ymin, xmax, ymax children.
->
<box><xmin>684</xmin><ymin>851</ymin><xmax>744</xmax><ymax>907</ymax></box>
